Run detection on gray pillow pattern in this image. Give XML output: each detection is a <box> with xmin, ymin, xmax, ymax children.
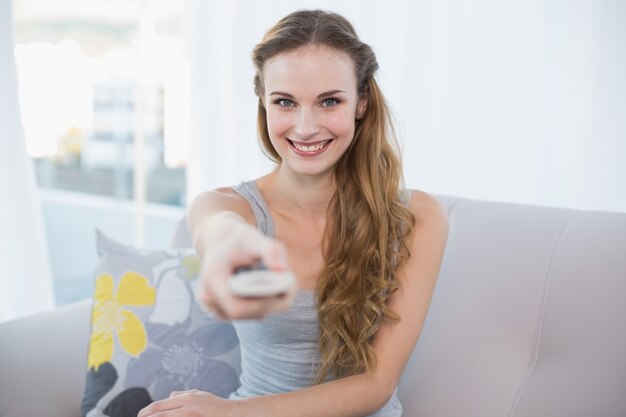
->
<box><xmin>81</xmin><ymin>230</ymin><xmax>241</xmax><ymax>417</ymax></box>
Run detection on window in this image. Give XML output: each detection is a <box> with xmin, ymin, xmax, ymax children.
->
<box><xmin>14</xmin><ymin>0</ymin><xmax>189</xmax><ymax>206</ymax></box>
<box><xmin>13</xmin><ymin>0</ymin><xmax>189</xmax><ymax>305</ymax></box>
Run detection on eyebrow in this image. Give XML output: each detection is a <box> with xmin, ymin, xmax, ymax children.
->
<box><xmin>269</xmin><ymin>89</ymin><xmax>346</xmax><ymax>99</ymax></box>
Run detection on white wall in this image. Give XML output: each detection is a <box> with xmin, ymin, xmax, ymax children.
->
<box><xmin>186</xmin><ymin>0</ymin><xmax>626</xmax><ymax>213</ymax></box>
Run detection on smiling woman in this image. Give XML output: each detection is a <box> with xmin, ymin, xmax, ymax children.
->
<box><xmin>139</xmin><ymin>8</ymin><xmax>449</xmax><ymax>417</ymax></box>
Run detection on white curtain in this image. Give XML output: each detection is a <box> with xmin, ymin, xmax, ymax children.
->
<box><xmin>185</xmin><ymin>0</ymin><xmax>626</xmax><ymax>213</ymax></box>
<box><xmin>0</xmin><ymin>0</ymin><xmax>54</xmax><ymax>321</ymax></box>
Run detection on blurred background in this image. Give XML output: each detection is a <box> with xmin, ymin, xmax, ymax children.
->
<box><xmin>1</xmin><ymin>0</ymin><xmax>625</xmax><ymax>321</ymax></box>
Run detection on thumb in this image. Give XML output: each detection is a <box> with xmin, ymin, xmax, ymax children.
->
<box><xmin>264</xmin><ymin>241</ymin><xmax>289</xmax><ymax>271</ymax></box>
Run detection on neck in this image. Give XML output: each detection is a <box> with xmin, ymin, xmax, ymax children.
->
<box><xmin>265</xmin><ymin>166</ymin><xmax>335</xmax><ymax>221</ymax></box>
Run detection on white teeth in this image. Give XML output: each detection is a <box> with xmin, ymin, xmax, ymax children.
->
<box><xmin>292</xmin><ymin>140</ymin><xmax>329</xmax><ymax>152</ymax></box>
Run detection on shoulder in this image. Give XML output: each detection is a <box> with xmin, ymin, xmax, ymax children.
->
<box><xmin>407</xmin><ymin>189</ymin><xmax>449</xmax><ymax>231</ymax></box>
<box><xmin>189</xmin><ymin>186</ymin><xmax>249</xmax><ymax>214</ymax></box>
<box><xmin>401</xmin><ymin>190</ymin><xmax>449</xmax><ymax>277</ymax></box>
<box><xmin>187</xmin><ymin>185</ymin><xmax>256</xmax><ymax>228</ymax></box>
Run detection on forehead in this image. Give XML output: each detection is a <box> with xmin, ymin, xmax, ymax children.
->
<box><xmin>263</xmin><ymin>45</ymin><xmax>358</xmax><ymax>96</ymax></box>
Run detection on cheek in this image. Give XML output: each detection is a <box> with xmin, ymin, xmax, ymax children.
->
<box><xmin>266</xmin><ymin>111</ymin><xmax>291</xmax><ymax>138</ymax></box>
<box><xmin>326</xmin><ymin>110</ymin><xmax>357</xmax><ymax>137</ymax></box>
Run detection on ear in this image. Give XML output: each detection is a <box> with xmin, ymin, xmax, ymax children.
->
<box><xmin>356</xmin><ymin>95</ymin><xmax>368</xmax><ymax>120</ymax></box>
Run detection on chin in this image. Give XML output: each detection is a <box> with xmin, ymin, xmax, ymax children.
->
<box><xmin>284</xmin><ymin>163</ymin><xmax>335</xmax><ymax>179</ymax></box>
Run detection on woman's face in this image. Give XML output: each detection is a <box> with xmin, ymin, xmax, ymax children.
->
<box><xmin>262</xmin><ymin>45</ymin><xmax>367</xmax><ymax>179</ymax></box>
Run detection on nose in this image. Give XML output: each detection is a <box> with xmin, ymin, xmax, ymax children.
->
<box><xmin>293</xmin><ymin>108</ymin><xmax>320</xmax><ymax>139</ymax></box>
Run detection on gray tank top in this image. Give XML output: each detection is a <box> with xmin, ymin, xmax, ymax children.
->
<box><xmin>228</xmin><ymin>180</ymin><xmax>403</xmax><ymax>417</ymax></box>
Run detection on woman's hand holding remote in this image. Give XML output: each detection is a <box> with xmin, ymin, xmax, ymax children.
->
<box><xmin>195</xmin><ymin>211</ymin><xmax>297</xmax><ymax>320</ymax></box>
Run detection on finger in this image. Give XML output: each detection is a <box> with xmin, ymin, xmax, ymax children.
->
<box><xmin>227</xmin><ymin>231</ymin><xmax>288</xmax><ymax>271</ymax></box>
<box><xmin>218</xmin><ymin>230</ymin><xmax>269</xmax><ymax>268</ymax></box>
<box><xmin>210</xmin><ymin>301</ymin><xmax>228</xmax><ymax>320</ymax></box>
<box><xmin>261</xmin><ymin>240</ymin><xmax>289</xmax><ymax>271</ymax></box>
<box><xmin>196</xmin><ymin>287</ymin><xmax>223</xmax><ymax>319</ymax></box>
<box><xmin>137</xmin><ymin>396</ymin><xmax>184</xmax><ymax>417</ymax></box>
<box><xmin>198</xmin><ymin>292</ymin><xmax>227</xmax><ymax>320</ymax></box>
<box><xmin>198</xmin><ymin>230</ymin><xmax>293</xmax><ymax>320</ymax></box>
<box><xmin>197</xmin><ymin>253</ymin><xmax>231</xmax><ymax>315</ymax></box>
<box><xmin>196</xmin><ymin>282</ymin><xmax>217</xmax><ymax>311</ymax></box>
<box><xmin>169</xmin><ymin>390</ymin><xmax>189</xmax><ymax>398</ymax></box>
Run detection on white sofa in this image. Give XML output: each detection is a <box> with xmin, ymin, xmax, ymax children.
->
<box><xmin>1</xmin><ymin>195</ymin><xmax>625</xmax><ymax>417</ymax></box>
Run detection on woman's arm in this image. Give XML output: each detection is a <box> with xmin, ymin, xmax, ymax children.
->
<box><xmin>139</xmin><ymin>190</ymin><xmax>449</xmax><ymax>417</ymax></box>
<box><xmin>188</xmin><ymin>188</ymin><xmax>297</xmax><ymax>319</ymax></box>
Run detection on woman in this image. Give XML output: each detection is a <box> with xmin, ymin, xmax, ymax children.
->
<box><xmin>140</xmin><ymin>9</ymin><xmax>448</xmax><ymax>417</ymax></box>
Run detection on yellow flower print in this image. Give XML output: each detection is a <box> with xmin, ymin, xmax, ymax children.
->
<box><xmin>87</xmin><ymin>271</ymin><xmax>156</xmax><ymax>371</ymax></box>
<box><xmin>178</xmin><ymin>254</ymin><xmax>200</xmax><ymax>280</ymax></box>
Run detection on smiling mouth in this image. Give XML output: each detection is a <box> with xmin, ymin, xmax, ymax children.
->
<box><xmin>287</xmin><ymin>139</ymin><xmax>333</xmax><ymax>153</ymax></box>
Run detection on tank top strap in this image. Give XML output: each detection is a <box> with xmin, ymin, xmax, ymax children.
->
<box><xmin>231</xmin><ymin>180</ymin><xmax>275</xmax><ymax>238</ymax></box>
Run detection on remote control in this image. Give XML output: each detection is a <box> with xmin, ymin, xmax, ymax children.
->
<box><xmin>229</xmin><ymin>262</ymin><xmax>296</xmax><ymax>298</ymax></box>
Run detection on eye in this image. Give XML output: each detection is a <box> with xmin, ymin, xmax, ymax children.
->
<box><xmin>275</xmin><ymin>98</ymin><xmax>295</xmax><ymax>108</ymax></box>
<box><xmin>321</xmin><ymin>97</ymin><xmax>340</xmax><ymax>107</ymax></box>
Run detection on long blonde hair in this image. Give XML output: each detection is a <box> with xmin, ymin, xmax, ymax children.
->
<box><xmin>252</xmin><ymin>9</ymin><xmax>415</xmax><ymax>383</ymax></box>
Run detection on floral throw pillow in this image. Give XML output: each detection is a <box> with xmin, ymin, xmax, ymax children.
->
<box><xmin>81</xmin><ymin>230</ymin><xmax>241</xmax><ymax>417</ymax></box>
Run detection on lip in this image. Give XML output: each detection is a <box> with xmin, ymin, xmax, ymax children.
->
<box><xmin>287</xmin><ymin>139</ymin><xmax>333</xmax><ymax>157</ymax></box>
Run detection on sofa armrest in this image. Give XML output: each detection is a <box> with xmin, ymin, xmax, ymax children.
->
<box><xmin>0</xmin><ymin>299</ymin><xmax>91</xmax><ymax>417</ymax></box>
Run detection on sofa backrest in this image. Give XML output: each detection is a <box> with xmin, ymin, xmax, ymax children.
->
<box><xmin>398</xmin><ymin>196</ymin><xmax>626</xmax><ymax>417</ymax></box>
